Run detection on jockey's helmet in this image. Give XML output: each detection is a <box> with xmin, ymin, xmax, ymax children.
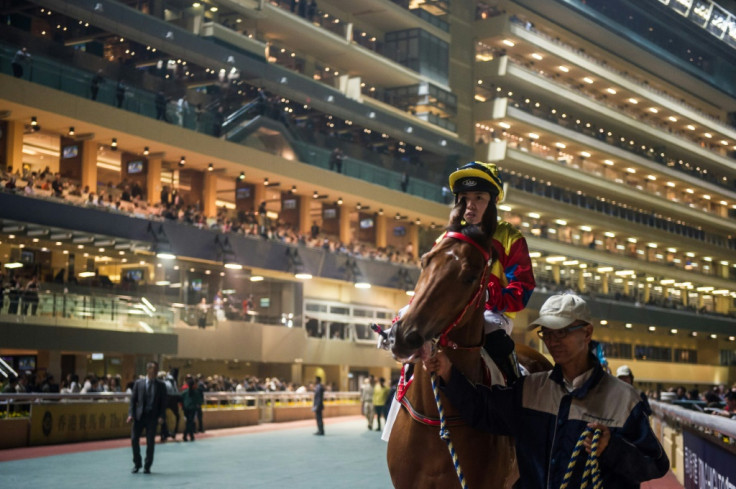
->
<box><xmin>448</xmin><ymin>161</ymin><xmax>504</xmax><ymax>201</ymax></box>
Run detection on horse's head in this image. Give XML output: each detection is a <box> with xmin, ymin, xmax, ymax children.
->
<box><xmin>389</xmin><ymin>224</ymin><xmax>494</xmax><ymax>363</ymax></box>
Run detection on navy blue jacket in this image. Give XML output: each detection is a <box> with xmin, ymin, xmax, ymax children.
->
<box><xmin>441</xmin><ymin>355</ymin><xmax>669</xmax><ymax>489</ymax></box>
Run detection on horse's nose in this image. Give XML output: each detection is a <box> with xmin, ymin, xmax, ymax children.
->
<box><xmin>401</xmin><ymin>330</ymin><xmax>424</xmax><ymax>352</ymax></box>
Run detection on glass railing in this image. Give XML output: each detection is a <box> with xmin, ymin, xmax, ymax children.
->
<box><xmin>0</xmin><ymin>290</ymin><xmax>175</xmax><ymax>333</ymax></box>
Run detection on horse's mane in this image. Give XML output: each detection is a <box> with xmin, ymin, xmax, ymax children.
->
<box><xmin>445</xmin><ymin>222</ymin><xmax>488</xmax><ymax>249</ymax></box>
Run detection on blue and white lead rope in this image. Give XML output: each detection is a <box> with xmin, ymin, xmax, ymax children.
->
<box><xmin>560</xmin><ymin>427</ymin><xmax>603</xmax><ymax>489</ymax></box>
<box><xmin>430</xmin><ymin>372</ymin><xmax>468</xmax><ymax>489</ymax></box>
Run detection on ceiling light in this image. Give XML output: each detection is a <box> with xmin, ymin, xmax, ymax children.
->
<box><xmin>648</xmin><ymin>107</ymin><xmax>658</xmax><ymax>113</ymax></box>
<box><xmin>558</xmin><ymin>66</ymin><xmax>569</xmax><ymax>73</ymax></box>
<box><xmin>179</xmin><ymin>156</ymin><xmax>186</xmax><ymax>167</ymax></box>
<box><xmin>704</xmin><ymin>133</ymin><xmax>712</xmax><ymax>138</ymax></box>
<box><xmin>628</xmin><ymin>98</ymin><xmax>638</xmax><ymax>104</ymax></box>
<box><xmin>68</xmin><ymin>126</ymin><xmax>75</xmax><ymax>136</ymax></box>
<box><xmin>208</xmin><ymin>163</ymin><xmax>213</xmax><ymax>171</ymax></box>
<box><xmin>603</xmin><ymin>160</ymin><xmax>614</xmax><ymax>166</ymax></box>
<box><xmin>531</xmin><ymin>53</ymin><xmax>543</xmax><ymax>60</ymax></box>
<box><xmin>583</xmin><ymin>77</ymin><xmax>593</xmax><ymax>84</ymax></box>
<box><xmin>528</xmin><ymin>133</ymin><xmax>539</xmax><ymax>139</ymax></box>
<box><xmin>528</xmin><ymin>212</ymin><xmax>540</xmax><ymax>219</ymax></box>
<box><xmin>143</xmin><ymin>146</ymin><xmax>149</xmax><ymax>155</ymax></box>
<box><xmin>498</xmin><ymin>122</ymin><xmax>511</xmax><ymax>129</ymax></box>
<box><xmin>668</xmin><ymin>116</ymin><xmax>677</xmax><ymax>122</ymax></box>
<box><xmin>687</xmin><ymin>125</ymin><xmax>695</xmax><ymax>130</ymax></box>
<box><xmin>111</xmin><ymin>138</ymin><xmax>118</xmax><ymax>150</ymax></box>
<box><xmin>238</xmin><ymin>171</ymin><xmax>245</xmax><ymax>181</ymax></box>
<box><xmin>502</xmin><ymin>39</ymin><xmax>515</xmax><ymax>47</ymax></box>
<box><xmin>555</xmin><ymin>142</ymin><xmax>566</xmax><ymax>149</ymax></box>
<box><xmin>606</xmin><ymin>88</ymin><xmax>616</xmax><ymax>94</ymax></box>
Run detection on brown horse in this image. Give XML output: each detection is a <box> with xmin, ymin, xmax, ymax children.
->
<box><xmin>386</xmin><ymin>225</ymin><xmax>552</xmax><ymax>489</ymax></box>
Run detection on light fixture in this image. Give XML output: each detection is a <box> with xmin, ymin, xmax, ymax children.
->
<box><xmin>31</xmin><ymin>116</ymin><xmax>37</xmax><ymax>126</ymax></box>
<box><xmin>143</xmin><ymin>146</ymin><xmax>149</xmax><ymax>155</ymax></box>
<box><xmin>179</xmin><ymin>156</ymin><xmax>186</xmax><ymax>167</ymax></box>
<box><xmin>264</xmin><ymin>177</ymin><xmax>269</xmax><ymax>186</ymax></box>
<box><xmin>290</xmin><ymin>185</ymin><xmax>297</xmax><ymax>194</ymax></box>
<box><xmin>68</xmin><ymin>126</ymin><xmax>75</xmax><ymax>136</ymax></box>
<box><xmin>208</xmin><ymin>163</ymin><xmax>214</xmax><ymax>172</ymax></box>
<box><xmin>356</xmin><ymin>202</ymin><xmax>362</xmax><ymax>210</ymax></box>
<box><xmin>3</xmin><ymin>262</ymin><xmax>23</xmax><ymax>269</ymax></box>
<box><xmin>238</xmin><ymin>171</ymin><xmax>245</xmax><ymax>181</ymax></box>
<box><xmin>337</xmin><ymin>197</ymin><xmax>343</xmax><ymax>205</ymax></box>
<box><xmin>378</xmin><ymin>209</ymin><xmax>383</xmax><ymax>216</ymax></box>
<box><xmin>111</xmin><ymin>138</ymin><xmax>117</xmax><ymax>150</ymax></box>
<box><xmin>313</xmin><ymin>190</ymin><xmax>319</xmax><ymax>199</ymax></box>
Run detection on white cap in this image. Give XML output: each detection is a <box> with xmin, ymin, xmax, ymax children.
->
<box><xmin>616</xmin><ymin>365</ymin><xmax>632</xmax><ymax>377</ymax></box>
<box><xmin>528</xmin><ymin>293</ymin><xmax>592</xmax><ymax>330</ymax></box>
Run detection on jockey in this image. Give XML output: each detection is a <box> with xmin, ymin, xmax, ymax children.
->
<box><xmin>382</xmin><ymin>161</ymin><xmax>534</xmax><ymax>384</ymax></box>
<box><xmin>447</xmin><ymin>161</ymin><xmax>535</xmax><ymax>383</ymax></box>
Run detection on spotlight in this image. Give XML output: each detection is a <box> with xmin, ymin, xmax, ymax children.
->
<box><xmin>111</xmin><ymin>138</ymin><xmax>118</xmax><ymax>150</ymax></box>
<box><xmin>208</xmin><ymin>163</ymin><xmax>214</xmax><ymax>172</ymax></box>
<box><xmin>356</xmin><ymin>202</ymin><xmax>362</xmax><ymax>210</ymax></box>
<box><xmin>415</xmin><ymin>218</ymin><xmax>421</xmax><ymax>225</ymax></box>
<box><xmin>68</xmin><ymin>126</ymin><xmax>75</xmax><ymax>136</ymax></box>
<box><xmin>31</xmin><ymin>116</ymin><xmax>37</xmax><ymax>126</ymax></box>
<box><xmin>179</xmin><ymin>156</ymin><xmax>186</xmax><ymax>167</ymax></box>
<box><xmin>313</xmin><ymin>190</ymin><xmax>319</xmax><ymax>199</ymax></box>
<box><xmin>290</xmin><ymin>185</ymin><xmax>297</xmax><ymax>194</ymax></box>
<box><xmin>264</xmin><ymin>177</ymin><xmax>269</xmax><ymax>186</ymax></box>
<box><xmin>143</xmin><ymin>146</ymin><xmax>149</xmax><ymax>156</ymax></box>
<box><xmin>378</xmin><ymin>208</ymin><xmax>383</xmax><ymax>216</ymax></box>
<box><xmin>238</xmin><ymin>171</ymin><xmax>245</xmax><ymax>181</ymax></box>
<box><xmin>337</xmin><ymin>197</ymin><xmax>343</xmax><ymax>205</ymax></box>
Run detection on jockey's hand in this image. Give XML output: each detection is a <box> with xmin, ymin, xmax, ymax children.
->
<box><xmin>583</xmin><ymin>422</ymin><xmax>611</xmax><ymax>455</ymax></box>
<box><xmin>423</xmin><ymin>351</ymin><xmax>452</xmax><ymax>383</ymax></box>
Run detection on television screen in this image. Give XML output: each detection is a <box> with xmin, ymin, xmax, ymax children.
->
<box><xmin>127</xmin><ymin>160</ymin><xmax>144</xmax><ymax>174</ymax></box>
<box><xmin>359</xmin><ymin>218</ymin><xmax>374</xmax><ymax>229</ymax></box>
<box><xmin>393</xmin><ymin>226</ymin><xmax>406</xmax><ymax>237</ymax></box>
<box><xmin>236</xmin><ymin>187</ymin><xmax>250</xmax><ymax>200</ymax></box>
<box><xmin>125</xmin><ymin>269</ymin><xmax>144</xmax><ymax>281</ymax></box>
<box><xmin>17</xmin><ymin>356</ymin><xmax>36</xmax><ymax>371</ymax></box>
<box><xmin>259</xmin><ymin>297</ymin><xmax>270</xmax><ymax>308</ymax></box>
<box><xmin>282</xmin><ymin>198</ymin><xmax>297</xmax><ymax>210</ymax></box>
<box><xmin>323</xmin><ymin>208</ymin><xmax>337</xmax><ymax>219</ymax></box>
<box><xmin>20</xmin><ymin>250</ymin><xmax>35</xmax><ymax>264</ymax></box>
<box><xmin>62</xmin><ymin>145</ymin><xmax>79</xmax><ymax>159</ymax></box>
<box><xmin>191</xmin><ymin>278</ymin><xmax>203</xmax><ymax>292</ymax></box>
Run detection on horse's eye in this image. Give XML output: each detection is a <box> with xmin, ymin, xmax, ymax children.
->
<box><xmin>462</xmin><ymin>271</ymin><xmax>479</xmax><ymax>284</ymax></box>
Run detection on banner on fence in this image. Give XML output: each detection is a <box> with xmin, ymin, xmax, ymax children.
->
<box><xmin>30</xmin><ymin>402</ymin><xmax>129</xmax><ymax>445</ymax></box>
<box><xmin>683</xmin><ymin>429</ymin><xmax>736</xmax><ymax>489</ymax></box>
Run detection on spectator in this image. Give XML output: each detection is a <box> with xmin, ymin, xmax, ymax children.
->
<box><xmin>400</xmin><ymin>171</ymin><xmax>409</xmax><ymax>192</ymax></box>
<box><xmin>51</xmin><ymin>174</ymin><xmax>64</xmax><ymax>198</ymax></box>
<box><xmin>371</xmin><ymin>377</ymin><xmax>389</xmax><ymax>431</ymax></box>
<box><xmin>90</xmin><ymin>70</ymin><xmax>104</xmax><ymax>100</ymax></box>
<box><xmin>616</xmin><ymin>365</ymin><xmax>633</xmax><ymax>385</ymax></box>
<box><xmin>329</xmin><ymin>147</ymin><xmax>344</xmax><ymax>173</ymax></box>
<box><xmin>307</xmin><ymin>0</ymin><xmax>317</xmax><ymax>21</ymax></box>
<box><xmin>176</xmin><ymin>95</ymin><xmax>189</xmax><ymax>126</ymax></box>
<box><xmin>155</xmin><ymin>91</ymin><xmax>167</xmax><ymax>121</ymax></box>
<box><xmin>115</xmin><ymin>79</ymin><xmax>127</xmax><ymax>108</ymax></box>
<box><xmin>21</xmin><ymin>275</ymin><xmax>39</xmax><ymax>315</ymax></box>
<box><xmin>312</xmin><ymin>375</ymin><xmax>325</xmax><ymax>435</ymax></box>
<box><xmin>360</xmin><ymin>376</ymin><xmax>375</xmax><ymax>430</ymax></box>
<box><xmin>11</xmin><ymin>47</ymin><xmax>31</xmax><ymax>78</ymax></box>
<box><xmin>181</xmin><ymin>375</ymin><xmax>203</xmax><ymax>441</ymax></box>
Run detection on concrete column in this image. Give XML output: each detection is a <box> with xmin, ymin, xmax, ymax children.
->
<box><xmin>338</xmin><ymin>364</ymin><xmax>350</xmax><ymax>392</ymax></box>
<box><xmin>203</xmin><ymin>170</ymin><xmax>218</xmax><ymax>218</ymax></box>
<box><xmin>552</xmin><ymin>265</ymin><xmax>560</xmax><ymax>285</ymax></box>
<box><xmin>147</xmin><ymin>154</ymin><xmax>163</xmax><ymax>206</ymax></box>
<box><xmin>697</xmin><ymin>293</ymin><xmax>705</xmax><ymax>310</ymax></box>
<box><xmin>254</xmin><ymin>182</ymin><xmax>266</xmax><ymax>210</ymax></box>
<box><xmin>122</xmin><ymin>354</ymin><xmax>136</xmax><ymax>383</ymax></box>
<box><xmin>681</xmin><ymin>288</ymin><xmax>688</xmax><ymax>306</ymax></box>
<box><xmin>375</xmin><ymin>214</ymin><xmax>387</xmax><ymax>249</ymax></box>
<box><xmin>643</xmin><ymin>282</ymin><xmax>651</xmax><ymax>303</ymax></box>
<box><xmin>291</xmin><ymin>363</ymin><xmax>303</xmax><ymax>386</ymax></box>
<box><xmin>601</xmin><ymin>273</ymin><xmax>609</xmax><ymax>295</ymax></box>
<box><xmin>623</xmin><ymin>279</ymin><xmax>630</xmax><ymax>296</ymax></box>
<box><xmin>46</xmin><ymin>350</ymin><xmax>62</xmax><ymax>381</ymax></box>
<box><xmin>299</xmin><ymin>195</ymin><xmax>311</xmax><ymax>235</ymax></box>
<box><xmin>577</xmin><ymin>269</ymin><xmax>585</xmax><ymax>293</ymax></box>
<box><xmin>339</xmin><ymin>205</ymin><xmax>351</xmax><ymax>245</ymax></box>
<box><xmin>5</xmin><ymin>120</ymin><xmax>24</xmax><ymax>171</ymax></box>
<box><xmin>80</xmin><ymin>140</ymin><xmax>98</xmax><ymax>191</ymax></box>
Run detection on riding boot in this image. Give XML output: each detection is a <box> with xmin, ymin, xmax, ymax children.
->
<box><xmin>484</xmin><ymin>329</ymin><xmax>521</xmax><ymax>384</ymax></box>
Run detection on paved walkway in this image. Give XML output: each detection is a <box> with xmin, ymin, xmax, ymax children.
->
<box><xmin>0</xmin><ymin>415</ymin><xmax>682</xmax><ymax>488</ymax></box>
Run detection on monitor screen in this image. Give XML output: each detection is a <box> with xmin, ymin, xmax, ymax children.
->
<box><xmin>62</xmin><ymin>145</ymin><xmax>79</xmax><ymax>159</ymax></box>
<box><xmin>20</xmin><ymin>250</ymin><xmax>35</xmax><ymax>264</ymax></box>
<box><xmin>393</xmin><ymin>226</ymin><xmax>406</xmax><ymax>237</ymax></box>
<box><xmin>323</xmin><ymin>208</ymin><xmax>336</xmax><ymax>219</ymax></box>
<box><xmin>359</xmin><ymin>218</ymin><xmax>374</xmax><ymax>229</ymax></box>
<box><xmin>125</xmin><ymin>269</ymin><xmax>144</xmax><ymax>281</ymax></box>
<box><xmin>259</xmin><ymin>297</ymin><xmax>270</xmax><ymax>308</ymax></box>
<box><xmin>17</xmin><ymin>356</ymin><xmax>36</xmax><ymax>371</ymax></box>
<box><xmin>236</xmin><ymin>187</ymin><xmax>251</xmax><ymax>200</ymax></box>
<box><xmin>127</xmin><ymin>160</ymin><xmax>144</xmax><ymax>174</ymax></box>
<box><xmin>191</xmin><ymin>278</ymin><xmax>203</xmax><ymax>292</ymax></box>
<box><xmin>282</xmin><ymin>198</ymin><xmax>297</xmax><ymax>210</ymax></box>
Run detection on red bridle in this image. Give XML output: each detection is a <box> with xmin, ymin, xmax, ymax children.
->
<box><xmin>434</xmin><ymin>231</ymin><xmax>491</xmax><ymax>350</ymax></box>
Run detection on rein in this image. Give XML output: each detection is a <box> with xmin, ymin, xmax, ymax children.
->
<box><xmin>560</xmin><ymin>427</ymin><xmax>603</xmax><ymax>489</ymax></box>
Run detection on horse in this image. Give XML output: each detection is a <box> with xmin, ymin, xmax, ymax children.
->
<box><xmin>386</xmin><ymin>224</ymin><xmax>552</xmax><ymax>489</ymax></box>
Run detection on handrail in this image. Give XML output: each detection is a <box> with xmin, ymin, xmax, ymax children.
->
<box><xmin>650</xmin><ymin>399</ymin><xmax>736</xmax><ymax>439</ymax></box>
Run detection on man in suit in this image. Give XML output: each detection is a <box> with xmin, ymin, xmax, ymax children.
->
<box><xmin>127</xmin><ymin>361</ymin><xmax>167</xmax><ymax>474</ymax></box>
<box><xmin>313</xmin><ymin>376</ymin><xmax>325</xmax><ymax>435</ymax></box>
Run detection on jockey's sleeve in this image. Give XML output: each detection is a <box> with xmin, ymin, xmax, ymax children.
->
<box><xmin>487</xmin><ymin>232</ymin><xmax>535</xmax><ymax>314</ymax></box>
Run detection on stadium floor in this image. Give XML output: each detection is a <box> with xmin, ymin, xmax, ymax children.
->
<box><xmin>0</xmin><ymin>415</ymin><xmax>682</xmax><ymax>488</ymax></box>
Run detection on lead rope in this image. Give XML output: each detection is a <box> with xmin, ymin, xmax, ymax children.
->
<box><xmin>430</xmin><ymin>372</ymin><xmax>468</xmax><ymax>489</ymax></box>
<box><xmin>559</xmin><ymin>427</ymin><xmax>603</xmax><ymax>489</ymax></box>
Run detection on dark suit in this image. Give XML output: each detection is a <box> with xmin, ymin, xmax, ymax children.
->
<box><xmin>313</xmin><ymin>382</ymin><xmax>325</xmax><ymax>434</ymax></box>
<box><xmin>129</xmin><ymin>378</ymin><xmax>167</xmax><ymax>470</ymax></box>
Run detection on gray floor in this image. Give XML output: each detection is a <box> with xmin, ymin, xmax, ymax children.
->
<box><xmin>0</xmin><ymin>418</ymin><xmax>393</xmax><ymax>488</ymax></box>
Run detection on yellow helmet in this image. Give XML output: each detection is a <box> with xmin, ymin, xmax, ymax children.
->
<box><xmin>448</xmin><ymin>161</ymin><xmax>504</xmax><ymax>201</ymax></box>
